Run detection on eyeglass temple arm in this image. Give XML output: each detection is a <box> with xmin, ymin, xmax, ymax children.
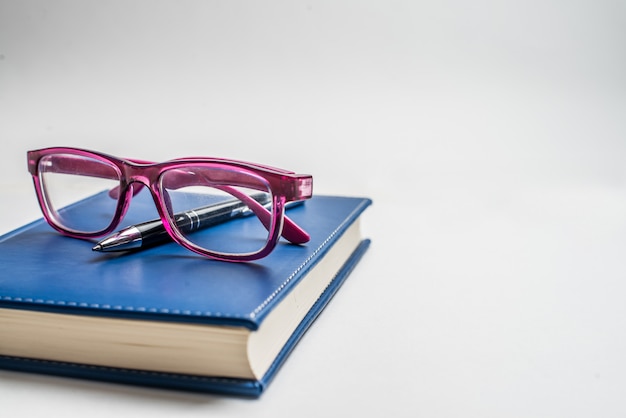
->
<box><xmin>216</xmin><ymin>185</ymin><xmax>310</xmax><ymax>244</ymax></box>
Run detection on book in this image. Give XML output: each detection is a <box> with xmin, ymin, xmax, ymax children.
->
<box><xmin>0</xmin><ymin>193</ymin><xmax>371</xmax><ymax>397</ymax></box>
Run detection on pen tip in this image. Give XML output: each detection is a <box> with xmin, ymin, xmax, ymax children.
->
<box><xmin>92</xmin><ymin>244</ymin><xmax>103</xmax><ymax>252</ymax></box>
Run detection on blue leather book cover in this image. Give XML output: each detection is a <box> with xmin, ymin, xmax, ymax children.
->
<box><xmin>0</xmin><ymin>194</ymin><xmax>371</xmax><ymax>397</ymax></box>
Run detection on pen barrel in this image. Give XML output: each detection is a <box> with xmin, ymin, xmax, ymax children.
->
<box><xmin>134</xmin><ymin>202</ymin><xmax>245</xmax><ymax>250</ymax></box>
<box><xmin>138</xmin><ymin>224</ymin><xmax>171</xmax><ymax>248</ymax></box>
<box><xmin>174</xmin><ymin>200</ymin><xmax>249</xmax><ymax>233</ymax></box>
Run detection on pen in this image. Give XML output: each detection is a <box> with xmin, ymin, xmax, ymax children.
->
<box><xmin>92</xmin><ymin>197</ymin><xmax>303</xmax><ymax>253</ymax></box>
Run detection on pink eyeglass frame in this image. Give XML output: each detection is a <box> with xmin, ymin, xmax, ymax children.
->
<box><xmin>27</xmin><ymin>147</ymin><xmax>313</xmax><ymax>262</ymax></box>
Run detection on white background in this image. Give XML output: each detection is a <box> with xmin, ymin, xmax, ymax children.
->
<box><xmin>1</xmin><ymin>1</ymin><xmax>626</xmax><ymax>416</ymax></box>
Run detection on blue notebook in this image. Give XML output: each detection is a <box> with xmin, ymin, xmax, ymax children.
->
<box><xmin>0</xmin><ymin>194</ymin><xmax>371</xmax><ymax>397</ymax></box>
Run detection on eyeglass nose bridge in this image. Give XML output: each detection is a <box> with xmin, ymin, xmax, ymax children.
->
<box><xmin>106</xmin><ymin>163</ymin><xmax>157</xmax><ymax>200</ymax></box>
<box><xmin>109</xmin><ymin>164</ymin><xmax>164</xmax><ymax>220</ymax></box>
<box><xmin>121</xmin><ymin>162</ymin><xmax>162</xmax><ymax>185</ymax></box>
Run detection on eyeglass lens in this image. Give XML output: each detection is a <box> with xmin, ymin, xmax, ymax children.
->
<box><xmin>39</xmin><ymin>153</ymin><xmax>121</xmax><ymax>234</ymax></box>
<box><xmin>160</xmin><ymin>166</ymin><xmax>273</xmax><ymax>256</ymax></box>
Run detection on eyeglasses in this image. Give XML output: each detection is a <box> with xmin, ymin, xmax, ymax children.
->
<box><xmin>27</xmin><ymin>147</ymin><xmax>313</xmax><ymax>262</ymax></box>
